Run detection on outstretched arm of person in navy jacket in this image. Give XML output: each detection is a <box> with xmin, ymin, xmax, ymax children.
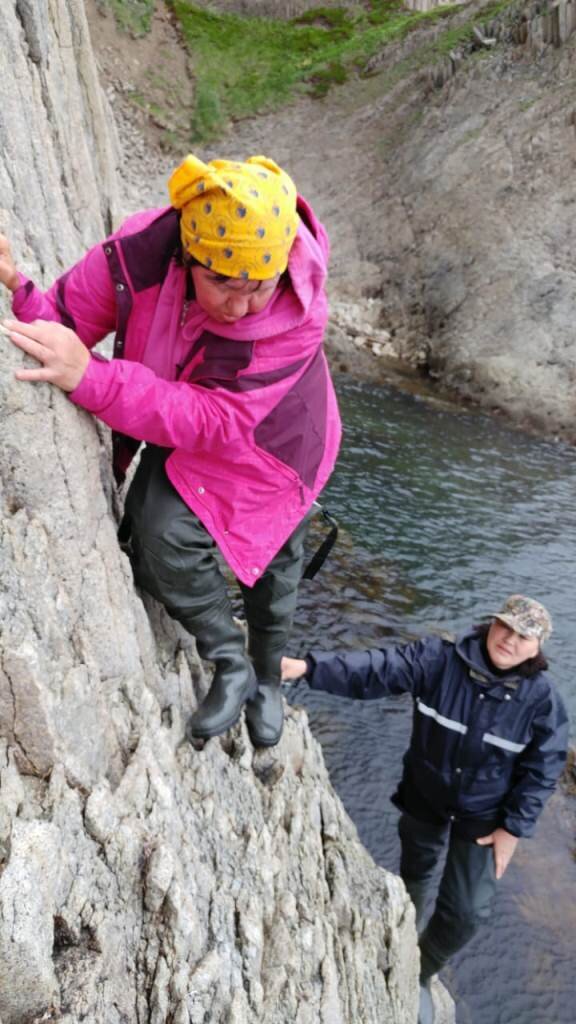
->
<box><xmin>500</xmin><ymin>688</ymin><xmax>569</xmax><ymax>839</ymax></box>
<box><xmin>293</xmin><ymin>637</ymin><xmax>442</xmax><ymax>701</ymax></box>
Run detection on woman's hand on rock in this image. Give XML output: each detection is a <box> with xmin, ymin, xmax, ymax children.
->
<box><xmin>1</xmin><ymin>318</ymin><xmax>90</xmax><ymax>392</ymax></box>
<box><xmin>0</xmin><ymin>234</ymin><xmax>19</xmax><ymax>292</ymax></box>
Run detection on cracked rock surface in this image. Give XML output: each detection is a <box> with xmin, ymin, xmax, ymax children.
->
<box><xmin>0</xmin><ymin>3</ymin><xmax>440</xmax><ymax>1022</ymax></box>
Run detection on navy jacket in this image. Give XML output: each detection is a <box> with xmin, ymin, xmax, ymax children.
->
<box><xmin>306</xmin><ymin>632</ymin><xmax>569</xmax><ymax>838</ymax></box>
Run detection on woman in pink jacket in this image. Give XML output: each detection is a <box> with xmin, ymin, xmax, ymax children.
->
<box><xmin>0</xmin><ymin>153</ymin><xmax>342</xmax><ymax>748</ymax></box>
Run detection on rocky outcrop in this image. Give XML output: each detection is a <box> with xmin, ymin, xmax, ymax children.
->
<box><xmin>211</xmin><ymin>0</ymin><xmax>576</xmax><ymax>438</ymax></box>
<box><xmin>0</xmin><ymin>3</ymin><xmax>428</xmax><ymax>1023</ymax></box>
<box><xmin>0</xmin><ymin>0</ymin><xmax>121</xmax><ymax>274</ymax></box>
<box><xmin>85</xmin><ymin>0</ymin><xmax>576</xmax><ymax>437</ymax></box>
<box><xmin>378</xmin><ymin>1</ymin><xmax>576</xmax><ymax>436</ymax></box>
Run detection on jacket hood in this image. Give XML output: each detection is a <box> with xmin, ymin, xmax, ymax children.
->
<box><xmin>201</xmin><ymin>193</ymin><xmax>329</xmax><ymax>342</ymax></box>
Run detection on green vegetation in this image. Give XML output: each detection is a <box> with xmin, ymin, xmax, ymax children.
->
<box><xmin>103</xmin><ymin>0</ymin><xmax>155</xmax><ymax>36</ymax></box>
<box><xmin>101</xmin><ymin>1</ymin><xmax>522</xmax><ymax>142</ymax></box>
<box><xmin>168</xmin><ymin>1</ymin><xmax>461</xmax><ymax>140</ymax></box>
<box><xmin>370</xmin><ymin>0</ymin><xmax>519</xmax><ymax>92</ymax></box>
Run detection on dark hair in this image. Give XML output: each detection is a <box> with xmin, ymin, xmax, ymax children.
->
<box><xmin>474</xmin><ymin>622</ymin><xmax>548</xmax><ymax>677</ymax></box>
<box><xmin>179</xmin><ymin>249</ymin><xmax>288</xmax><ymax>290</ymax></box>
<box><xmin>180</xmin><ymin>251</ymin><xmax>202</xmax><ymax>270</ymax></box>
<box><xmin>181</xmin><ymin>252</ymin><xmax>238</xmax><ymax>284</ymax></box>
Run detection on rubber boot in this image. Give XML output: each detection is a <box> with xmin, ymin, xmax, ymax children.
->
<box><xmin>403</xmin><ymin>879</ymin><xmax>431</xmax><ymax>932</ymax></box>
<box><xmin>240</xmin><ymin>513</ymin><xmax>312</xmax><ymax>750</ymax></box>
<box><xmin>417</xmin><ymin>920</ymin><xmax>442</xmax><ymax>1024</ymax></box>
<box><xmin>418</xmin><ymin>980</ymin><xmax>435</xmax><ymax>1024</ymax></box>
<box><xmin>418</xmin><ymin>936</ymin><xmax>444</xmax><ymax>986</ymax></box>
<box><xmin>245</xmin><ymin>678</ymin><xmax>284</xmax><ymax>748</ymax></box>
<box><xmin>186</xmin><ymin>612</ymin><xmax>257</xmax><ymax>741</ymax></box>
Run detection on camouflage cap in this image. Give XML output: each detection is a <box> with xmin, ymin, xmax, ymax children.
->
<box><xmin>492</xmin><ymin>594</ymin><xmax>552</xmax><ymax>644</ymax></box>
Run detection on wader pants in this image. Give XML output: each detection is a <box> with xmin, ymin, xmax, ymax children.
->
<box><xmin>399</xmin><ymin>812</ymin><xmax>498</xmax><ymax>980</ymax></box>
<box><xmin>123</xmin><ymin>445</ymin><xmax>309</xmax><ymax>741</ymax></box>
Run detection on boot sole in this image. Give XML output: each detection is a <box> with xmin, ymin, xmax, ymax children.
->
<box><xmin>247</xmin><ymin>730</ymin><xmax>282</xmax><ymax>748</ymax></box>
<box><xmin>187</xmin><ymin>708</ymin><xmax>243</xmax><ymax>741</ymax></box>
<box><xmin>187</xmin><ymin>674</ymin><xmax>258</xmax><ymax>741</ymax></box>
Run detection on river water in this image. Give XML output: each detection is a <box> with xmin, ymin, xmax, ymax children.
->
<box><xmin>287</xmin><ymin>376</ymin><xmax>576</xmax><ymax>1024</ymax></box>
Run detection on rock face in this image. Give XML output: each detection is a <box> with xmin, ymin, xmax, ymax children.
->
<box><xmin>372</xmin><ymin>2</ymin><xmax>576</xmax><ymax>436</ymax></box>
<box><xmin>0</xmin><ymin>0</ymin><xmax>120</xmax><ymax>275</ymax></box>
<box><xmin>86</xmin><ymin>0</ymin><xmax>576</xmax><ymax>436</ymax></box>
<box><xmin>0</xmin><ymin>3</ymin><xmax>425</xmax><ymax>1023</ymax></box>
<box><xmin>214</xmin><ymin>0</ymin><xmax>576</xmax><ymax>438</ymax></box>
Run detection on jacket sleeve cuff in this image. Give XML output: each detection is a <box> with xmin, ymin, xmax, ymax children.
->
<box><xmin>68</xmin><ymin>353</ymin><xmax>113</xmax><ymax>412</ymax></box>
<box><xmin>11</xmin><ymin>274</ymin><xmax>36</xmax><ymax>315</ymax></box>
<box><xmin>501</xmin><ymin>815</ymin><xmax>534</xmax><ymax>839</ymax></box>
<box><xmin>304</xmin><ymin>650</ymin><xmax>335</xmax><ymax>685</ymax></box>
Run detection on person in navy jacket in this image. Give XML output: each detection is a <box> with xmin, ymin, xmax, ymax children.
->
<box><xmin>282</xmin><ymin>595</ymin><xmax>568</xmax><ymax>1023</ymax></box>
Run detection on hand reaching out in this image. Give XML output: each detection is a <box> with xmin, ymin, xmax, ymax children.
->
<box><xmin>0</xmin><ymin>318</ymin><xmax>90</xmax><ymax>392</ymax></box>
<box><xmin>281</xmin><ymin>656</ymin><xmax>308</xmax><ymax>682</ymax></box>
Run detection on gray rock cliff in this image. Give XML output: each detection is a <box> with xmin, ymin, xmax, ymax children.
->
<box><xmin>0</xmin><ymin>3</ymin><xmax>431</xmax><ymax>1022</ymax></box>
<box><xmin>208</xmin><ymin>0</ymin><xmax>576</xmax><ymax>438</ymax></box>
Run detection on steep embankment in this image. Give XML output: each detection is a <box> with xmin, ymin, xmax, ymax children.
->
<box><xmin>220</xmin><ymin>0</ymin><xmax>576</xmax><ymax>437</ymax></box>
<box><xmin>360</xmin><ymin>1</ymin><xmax>576</xmax><ymax>436</ymax></box>
<box><xmin>92</xmin><ymin>0</ymin><xmax>576</xmax><ymax>438</ymax></box>
<box><xmin>0</xmin><ymin>3</ymin><xmax>432</xmax><ymax>1024</ymax></box>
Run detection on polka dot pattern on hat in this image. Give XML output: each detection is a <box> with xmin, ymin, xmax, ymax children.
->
<box><xmin>168</xmin><ymin>154</ymin><xmax>299</xmax><ymax>280</ymax></box>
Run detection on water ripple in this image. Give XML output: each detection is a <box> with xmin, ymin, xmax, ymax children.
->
<box><xmin>319</xmin><ymin>376</ymin><xmax>576</xmax><ymax>725</ymax></box>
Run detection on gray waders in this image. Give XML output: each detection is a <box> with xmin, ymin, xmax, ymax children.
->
<box><xmin>123</xmin><ymin>445</ymin><xmax>309</xmax><ymax>745</ymax></box>
<box><xmin>399</xmin><ymin>813</ymin><xmax>498</xmax><ymax>1024</ymax></box>
<box><xmin>239</xmin><ymin>515</ymin><xmax>309</xmax><ymax>746</ymax></box>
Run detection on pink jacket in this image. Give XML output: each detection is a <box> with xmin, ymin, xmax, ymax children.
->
<box><xmin>13</xmin><ymin>199</ymin><xmax>342</xmax><ymax>585</ymax></box>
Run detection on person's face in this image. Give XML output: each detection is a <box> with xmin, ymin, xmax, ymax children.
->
<box><xmin>486</xmin><ymin>620</ymin><xmax>539</xmax><ymax>670</ymax></box>
<box><xmin>191</xmin><ymin>265</ymin><xmax>280</xmax><ymax>323</ymax></box>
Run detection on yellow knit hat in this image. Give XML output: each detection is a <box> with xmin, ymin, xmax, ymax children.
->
<box><xmin>168</xmin><ymin>154</ymin><xmax>299</xmax><ymax>280</ymax></box>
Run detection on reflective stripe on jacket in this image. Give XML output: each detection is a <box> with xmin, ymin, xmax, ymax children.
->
<box><xmin>306</xmin><ymin>631</ymin><xmax>569</xmax><ymax>837</ymax></box>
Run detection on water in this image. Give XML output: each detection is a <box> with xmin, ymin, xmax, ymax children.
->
<box><xmin>288</xmin><ymin>376</ymin><xmax>576</xmax><ymax>1024</ymax></box>
<box><xmin>322</xmin><ymin>377</ymin><xmax>576</xmax><ymax>720</ymax></box>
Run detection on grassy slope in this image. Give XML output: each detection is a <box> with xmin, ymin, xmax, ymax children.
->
<box><xmin>170</xmin><ymin>1</ymin><xmax>462</xmax><ymax>139</ymax></box>
<box><xmin>100</xmin><ymin>1</ymin><xmax>520</xmax><ymax>142</ymax></box>
<box><xmin>103</xmin><ymin>0</ymin><xmax>156</xmax><ymax>35</ymax></box>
